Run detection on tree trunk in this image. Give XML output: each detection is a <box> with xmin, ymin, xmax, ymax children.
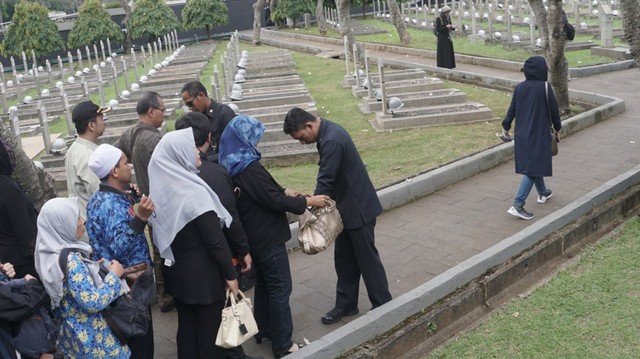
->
<box><xmin>0</xmin><ymin>122</ymin><xmax>57</xmax><ymax>212</ymax></box>
<box><xmin>387</xmin><ymin>0</ymin><xmax>411</xmax><ymax>44</ymax></box>
<box><xmin>118</xmin><ymin>0</ymin><xmax>133</xmax><ymax>50</ymax></box>
<box><xmin>316</xmin><ymin>0</ymin><xmax>328</xmax><ymax>36</ymax></box>
<box><xmin>253</xmin><ymin>0</ymin><xmax>265</xmax><ymax>45</ymax></box>
<box><xmin>529</xmin><ymin>0</ymin><xmax>570</xmax><ymax>113</ymax></box>
<box><xmin>621</xmin><ymin>0</ymin><xmax>640</xmax><ymax>64</ymax></box>
<box><xmin>206</xmin><ymin>25</ymin><xmax>211</xmax><ymax>40</ymax></box>
<box><xmin>545</xmin><ymin>0</ymin><xmax>570</xmax><ymax>113</ymax></box>
<box><xmin>337</xmin><ymin>0</ymin><xmax>356</xmax><ymax>59</ymax></box>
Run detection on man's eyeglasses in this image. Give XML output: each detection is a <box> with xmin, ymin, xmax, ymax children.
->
<box><xmin>184</xmin><ymin>98</ymin><xmax>195</xmax><ymax>107</ymax></box>
<box><xmin>153</xmin><ymin>107</ymin><xmax>166</xmax><ymax>113</ymax></box>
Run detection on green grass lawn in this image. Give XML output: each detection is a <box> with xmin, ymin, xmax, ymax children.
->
<box><xmin>430</xmin><ymin>216</ymin><xmax>640</xmax><ymax>358</ymax></box>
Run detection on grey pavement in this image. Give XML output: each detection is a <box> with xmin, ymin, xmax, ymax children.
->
<box><xmin>148</xmin><ymin>34</ymin><xmax>640</xmax><ymax>358</ymax></box>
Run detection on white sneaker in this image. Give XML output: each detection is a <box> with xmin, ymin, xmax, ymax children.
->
<box><xmin>537</xmin><ymin>190</ymin><xmax>553</xmax><ymax>204</ymax></box>
<box><xmin>508</xmin><ymin>206</ymin><xmax>534</xmax><ymax>220</ymax></box>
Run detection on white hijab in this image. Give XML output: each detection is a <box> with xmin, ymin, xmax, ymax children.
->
<box><xmin>147</xmin><ymin>128</ymin><xmax>232</xmax><ymax>263</ymax></box>
<box><xmin>34</xmin><ymin>198</ymin><xmax>101</xmax><ymax>308</ymax></box>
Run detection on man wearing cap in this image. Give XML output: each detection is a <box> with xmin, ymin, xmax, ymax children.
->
<box><xmin>65</xmin><ymin>101</ymin><xmax>110</xmax><ymax>221</ymax></box>
<box><xmin>180</xmin><ymin>81</ymin><xmax>236</xmax><ymax>163</ymax></box>
<box><xmin>86</xmin><ymin>143</ymin><xmax>155</xmax><ymax>358</ymax></box>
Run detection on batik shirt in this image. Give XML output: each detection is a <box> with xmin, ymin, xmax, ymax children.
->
<box><xmin>86</xmin><ymin>184</ymin><xmax>152</xmax><ymax>268</ymax></box>
<box><xmin>56</xmin><ymin>252</ymin><xmax>130</xmax><ymax>358</ymax></box>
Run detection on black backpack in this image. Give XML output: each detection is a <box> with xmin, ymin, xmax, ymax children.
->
<box><xmin>0</xmin><ymin>274</ymin><xmax>57</xmax><ymax>359</ymax></box>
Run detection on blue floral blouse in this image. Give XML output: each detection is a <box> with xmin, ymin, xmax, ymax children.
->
<box><xmin>56</xmin><ymin>252</ymin><xmax>130</xmax><ymax>358</ymax></box>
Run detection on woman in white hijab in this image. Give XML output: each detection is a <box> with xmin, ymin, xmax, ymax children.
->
<box><xmin>147</xmin><ymin>128</ymin><xmax>238</xmax><ymax>358</ymax></box>
<box><xmin>35</xmin><ymin>198</ymin><xmax>130</xmax><ymax>358</ymax></box>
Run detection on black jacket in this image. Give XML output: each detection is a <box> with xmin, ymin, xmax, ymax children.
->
<box><xmin>162</xmin><ymin>212</ymin><xmax>237</xmax><ymax>305</ymax></box>
<box><xmin>314</xmin><ymin>119</ymin><xmax>382</xmax><ymax>229</ymax></box>
<box><xmin>0</xmin><ymin>278</ymin><xmax>46</xmax><ymax>359</ymax></box>
<box><xmin>232</xmin><ymin>162</ymin><xmax>307</xmax><ymax>253</ymax></box>
<box><xmin>197</xmin><ymin>157</ymin><xmax>250</xmax><ymax>258</ymax></box>
<box><xmin>0</xmin><ymin>176</ymin><xmax>37</xmax><ymax>272</ymax></box>
<box><xmin>204</xmin><ymin>101</ymin><xmax>237</xmax><ymax>163</ymax></box>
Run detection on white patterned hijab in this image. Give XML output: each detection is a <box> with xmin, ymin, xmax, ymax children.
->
<box><xmin>147</xmin><ymin>128</ymin><xmax>232</xmax><ymax>263</ymax></box>
<box><xmin>35</xmin><ymin>198</ymin><xmax>99</xmax><ymax>308</ymax></box>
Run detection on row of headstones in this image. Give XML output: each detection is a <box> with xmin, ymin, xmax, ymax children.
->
<box><xmin>4</xmin><ymin>32</ymin><xmax>187</xmax><ymax>156</ymax></box>
<box><xmin>373</xmin><ymin>0</ymin><xmax>620</xmax><ymax>47</ymax></box>
<box><xmin>0</xmin><ymin>30</ymin><xmax>182</xmax><ymax>112</ymax></box>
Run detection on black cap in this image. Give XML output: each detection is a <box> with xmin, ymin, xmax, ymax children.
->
<box><xmin>72</xmin><ymin>101</ymin><xmax>112</xmax><ymax>125</ymax></box>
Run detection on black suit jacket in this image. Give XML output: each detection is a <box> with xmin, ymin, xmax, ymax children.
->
<box><xmin>314</xmin><ymin>119</ymin><xmax>382</xmax><ymax>229</ymax></box>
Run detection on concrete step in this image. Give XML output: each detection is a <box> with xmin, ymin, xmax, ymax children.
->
<box><xmin>360</xmin><ymin>88</ymin><xmax>467</xmax><ymax>113</ymax></box>
<box><xmin>374</xmin><ymin>102</ymin><xmax>496</xmax><ymax>131</ymax></box>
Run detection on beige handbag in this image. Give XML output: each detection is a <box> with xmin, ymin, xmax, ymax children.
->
<box><xmin>297</xmin><ymin>199</ymin><xmax>343</xmax><ymax>255</ymax></box>
<box><xmin>215</xmin><ymin>289</ymin><xmax>258</xmax><ymax>348</ymax></box>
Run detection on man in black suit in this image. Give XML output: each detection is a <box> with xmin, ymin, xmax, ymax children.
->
<box><xmin>283</xmin><ymin>108</ymin><xmax>392</xmax><ymax>324</ymax></box>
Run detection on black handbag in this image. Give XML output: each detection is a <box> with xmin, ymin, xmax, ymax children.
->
<box><xmin>59</xmin><ymin>250</ymin><xmax>154</xmax><ymax>344</ymax></box>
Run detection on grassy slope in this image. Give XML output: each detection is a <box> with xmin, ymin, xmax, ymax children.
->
<box><xmin>431</xmin><ymin>217</ymin><xmax>640</xmax><ymax>358</ymax></box>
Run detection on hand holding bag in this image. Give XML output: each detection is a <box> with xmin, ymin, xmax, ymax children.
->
<box><xmin>545</xmin><ymin>82</ymin><xmax>559</xmax><ymax>156</ymax></box>
<box><xmin>298</xmin><ymin>199</ymin><xmax>343</xmax><ymax>255</ymax></box>
<box><xmin>215</xmin><ymin>289</ymin><xmax>258</xmax><ymax>348</ymax></box>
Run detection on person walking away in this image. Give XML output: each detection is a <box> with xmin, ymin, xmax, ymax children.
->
<box><xmin>501</xmin><ymin>56</ymin><xmax>562</xmax><ymax>220</ymax></box>
<box><xmin>283</xmin><ymin>108</ymin><xmax>392</xmax><ymax>325</ymax></box>
<box><xmin>435</xmin><ymin>5</ymin><xmax>456</xmax><ymax>69</ymax></box>
<box><xmin>86</xmin><ymin>144</ymin><xmax>156</xmax><ymax>358</ymax></box>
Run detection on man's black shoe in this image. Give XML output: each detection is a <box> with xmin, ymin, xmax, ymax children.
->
<box><xmin>160</xmin><ymin>299</ymin><xmax>175</xmax><ymax>313</ymax></box>
<box><xmin>321</xmin><ymin>307</ymin><xmax>359</xmax><ymax>324</ymax></box>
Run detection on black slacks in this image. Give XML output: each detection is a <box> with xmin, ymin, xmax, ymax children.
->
<box><xmin>334</xmin><ymin>219</ymin><xmax>392</xmax><ymax>311</ymax></box>
<box><xmin>174</xmin><ymin>299</ymin><xmax>225</xmax><ymax>359</ymax></box>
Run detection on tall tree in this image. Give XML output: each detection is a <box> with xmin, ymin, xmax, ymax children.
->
<box><xmin>316</xmin><ymin>0</ymin><xmax>328</xmax><ymax>36</ymax></box>
<box><xmin>529</xmin><ymin>0</ymin><xmax>570</xmax><ymax>113</ymax></box>
<box><xmin>182</xmin><ymin>0</ymin><xmax>228</xmax><ymax>39</ymax></box>
<box><xmin>387</xmin><ymin>0</ymin><xmax>411</xmax><ymax>44</ymax></box>
<box><xmin>0</xmin><ymin>122</ymin><xmax>57</xmax><ymax>212</ymax></box>
<box><xmin>68</xmin><ymin>0</ymin><xmax>124</xmax><ymax>49</ymax></box>
<box><xmin>271</xmin><ymin>0</ymin><xmax>314</xmax><ymax>26</ymax></box>
<box><xmin>130</xmin><ymin>0</ymin><xmax>180</xmax><ymax>41</ymax></box>
<box><xmin>621</xmin><ymin>0</ymin><xmax>640</xmax><ymax>64</ymax></box>
<box><xmin>336</xmin><ymin>0</ymin><xmax>355</xmax><ymax>57</ymax></box>
<box><xmin>252</xmin><ymin>0</ymin><xmax>265</xmax><ymax>45</ymax></box>
<box><xmin>0</xmin><ymin>1</ymin><xmax>64</xmax><ymax>59</ymax></box>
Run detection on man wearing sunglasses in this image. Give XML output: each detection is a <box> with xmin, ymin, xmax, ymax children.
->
<box><xmin>180</xmin><ymin>81</ymin><xmax>236</xmax><ymax>163</ymax></box>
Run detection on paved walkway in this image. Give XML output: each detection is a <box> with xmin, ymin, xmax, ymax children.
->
<box><xmin>150</xmin><ymin>33</ymin><xmax>639</xmax><ymax>358</ymax></box>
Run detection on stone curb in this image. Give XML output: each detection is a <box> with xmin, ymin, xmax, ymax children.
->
<box><xmin>291</xmin><ymin>163</ymin><xmax>640</xmax><ymax>359</ymax></box>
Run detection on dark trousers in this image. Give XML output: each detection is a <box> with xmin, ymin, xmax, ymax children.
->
<box><xmin>253</xmin><ymin>243</ymin><xmax>294</xmax><ymax>356</ymax></box>
<box><xmin>128</xmin><ymin>305</ymin><xmax>154</xmax><ymax>358</ymax></box>
<box><xmin>334</xmin><ymin>219</ymin><xmax>392</xmax><ymax>310</ymax></box>
<box><xmin>174</xmin><ymin>299</ymin><xmax>225</xmax><ymax>359</ymax></box>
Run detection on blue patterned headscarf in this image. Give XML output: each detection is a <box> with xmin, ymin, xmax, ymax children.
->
<box><xmin>219</xmin><ymin>115</ymin><xmax>265</xmax><ymax>177</ymax></box>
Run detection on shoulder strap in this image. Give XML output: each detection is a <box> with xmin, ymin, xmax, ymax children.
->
<box><xmin>57</xmin><ymin>248</ymin><xmax>75</xmax><ymax>276</ymax></box>
<box><xmin>544</xmin><ymin>82</ymin><xmax>552</xmax><ymax>124</ymax></box>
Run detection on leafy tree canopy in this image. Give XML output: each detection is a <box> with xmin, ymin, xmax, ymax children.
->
<box><xmin>1</xmin><ymin>1</ymin><xmax>64</xmax><ymax>58</ymax></box>
<box><xmin>1</xmin><ymin>0</ymin><xmax>19</xmax><ymax>23</ymax></box>
<box><xmin>68</xmin><ymin>0</ymin><xmax>123</xmax><ymax>49</ymax></box>
<box><xmin>130</xmin><ymin>0</ymin><xmax>180</xmax><ymax>40</ymax></box>
<box><xmin>182</xmin><ymin>0</ymin><xmax>228</xmax><ymax>36</ymax></box>
<box><xmin>271</xmin><ymin>0</ymin><xmax>315</xmax><ymax>20</ymax></box>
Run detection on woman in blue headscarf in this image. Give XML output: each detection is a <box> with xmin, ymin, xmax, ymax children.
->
<box><xmin>219</xmin><ymin>115</ymin><xmax>328</xmax><ymax>358</ymax></box>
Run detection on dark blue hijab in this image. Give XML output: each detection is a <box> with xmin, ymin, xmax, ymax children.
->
<box><xmin>218</xmin><ymin>115</ymin><xmax>265</xmax><ymax>177</ymax></box>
